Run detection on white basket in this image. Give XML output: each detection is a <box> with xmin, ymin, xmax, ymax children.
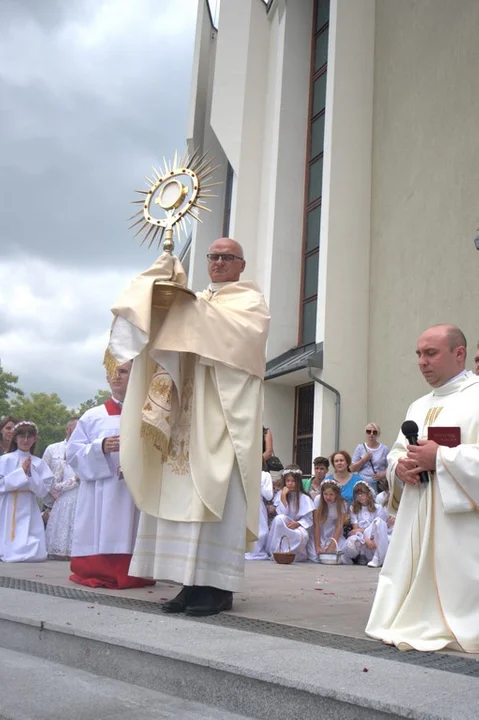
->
<box><xmin>318</xmin><ymin>537</ymin><xmax>342</xmax><ymax>565</ymax></box>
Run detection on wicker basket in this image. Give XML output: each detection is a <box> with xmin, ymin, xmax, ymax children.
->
<box><xmin>273</xmin><ymin>535</ymin><xmax>296</xmax><ymax>565</ymax></box>
<box><xmin>318</xmin><ymin>537</ymin><xmax>343</xmax><ymax>565</ymax></box>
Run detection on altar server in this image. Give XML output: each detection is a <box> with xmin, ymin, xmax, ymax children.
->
<box><xmin>67</xmin><ymin>361</ymin><xmax>153</xmax><ymax>589</ymax></box>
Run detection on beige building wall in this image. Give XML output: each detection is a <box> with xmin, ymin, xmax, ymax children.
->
<box><xmin>312</xmin><ymin>0</ymin><xmax>376</xmax><ymax>459</ymax></box>
<box><xmin>369</xmin><ymin>0</ymin><xmax>479</xmax><ymax>447</ymax></box>
<box><xmin>187</xmin><ymin>0</ymin><xmax>228</xmax><ymax>293</ymax></box>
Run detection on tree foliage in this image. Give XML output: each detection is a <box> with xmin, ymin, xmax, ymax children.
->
<box><xmin>1</xmin><ymin>362</ymin><xmax>111</xmax><ymax>456</ymax></box>
<box><xmin>0</xmin><ymin>366</ymin><xmax>24</xmax><ymax>417</ymax></box>
<box><xmin>9</xmin><ymin>392</ymin><xmax>72</xmax><ymax>456</ymax></box>
<box><xmin>75</xmin><ymin>389</ymin><xmax>111</xmax><ymax>417</ymax></box>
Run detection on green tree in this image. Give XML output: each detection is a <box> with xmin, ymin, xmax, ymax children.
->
<box><xmin>9</xmin><ymin>392</ymin><xmax>71</xmax><ymax>456</ymax></box>
<box><xmin>0</xmin><ymin>365</ymin><xmax>24</xmax><ymax>417</ymax></box>
<box><xmin>76</xmin><ymin>389</ymin><xmax>111</xmax><ymax>417</ymax></box>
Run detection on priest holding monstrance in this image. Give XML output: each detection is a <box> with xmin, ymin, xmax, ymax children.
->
<box><xmin>105</xmin><ymin>152</ymin><xmax>270</xmax><ymax>616</ymax></box>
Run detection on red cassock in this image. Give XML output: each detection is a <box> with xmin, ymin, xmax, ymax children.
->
<box><xmin>68</xmin><ymin>398</ymin><xmax>154</xmax><ymax>590</ymax></box>
<box><xmin>70</xmin><ymin>554</ymin><xmax>155</xmax><ymax>589</ymax></box>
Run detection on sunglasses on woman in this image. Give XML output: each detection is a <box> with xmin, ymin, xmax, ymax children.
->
<box><xmin>366</xmin><ymin>429</ymin><xmax>378</xmax><ymax>435</ymax></box>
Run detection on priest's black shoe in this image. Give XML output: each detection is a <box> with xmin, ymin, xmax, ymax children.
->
<box><xmin>185</xmin><ymin>586</ymin><xmax>233</xmax><ymax>617</ymax></box>
<box><xmin>161</xmin><ymin>586</ymin><xmax>197</xmax><ymax>614</ymax></box>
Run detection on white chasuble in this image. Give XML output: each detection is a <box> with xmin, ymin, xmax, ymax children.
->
<box><xmin>0</xmin><ymin>450</ymin><xmax>52</xmax><ymax>562</ymax></box>
<box><xmin>366</xmin><ymin>373</ymin><xmax>479</xmax><ymax>653</ymax></box>
<box><xmin>66</xmin><ymin>404</ymin><xmax>140</xmax><ymax>556</ymax></box>
<box><xmin>112</xmin><ymin>275</ymin><xmax>269</xmax><ymax>591</ymax></box>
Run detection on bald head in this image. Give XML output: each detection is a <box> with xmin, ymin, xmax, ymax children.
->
<box><xmin>207</xmin><ymin>237</ymin><xmax>246</xmax><ymax>283</ymax></box>
<box><xmin>416</xmin><ymin>324</ymin><xmax>467</xmax><ymax>387</ymax></box>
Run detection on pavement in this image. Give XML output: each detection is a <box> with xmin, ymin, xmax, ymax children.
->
<box><xmin>0</xmin><ymin>560</ymin><xmax>478</xmax><ymax>719</ymax></box>
<box><xmin>0</xmin><ymin>558</ymin><xmax>377</xmax><ymax>638</ymax></box>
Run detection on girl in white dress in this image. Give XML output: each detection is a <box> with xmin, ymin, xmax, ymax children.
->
<box><xmin>245</xmin><ymin>471</ymin><xmax>273</xmax><ymax>560</ymax></box>
<box><xmin>343</xmin><ymin>481</ymin><xmax>389</xmax><ymax>567</ymax></box>
<box><xmin>266</xmin><ymin>465</ymin><xmax>314</xmax><ymax>562</ymax></box>
<box><xmin>46</xmin><ymin>454</ymin><xmax>79</xmax><ymax>559</ymax></box>
<box><xmin>309</xmin><ymin>479</ymin><xmax>347</xmax><ymax>561</ymax></box>
<box><xmin>0</xmin><ymin>421</ymin><xmax>53</xmax><ymax>562</ymax></box>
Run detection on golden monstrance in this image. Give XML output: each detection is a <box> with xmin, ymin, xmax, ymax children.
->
<box><xmin>129</xmin><ymin>149</ymin><xmax>220</xmax><ymax>307</ymax></box>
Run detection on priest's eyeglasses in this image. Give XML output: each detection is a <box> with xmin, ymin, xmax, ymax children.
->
<box><xmin>366</xmin><ymin>429</ymin><xmax>378</xmax><ymax>435</ymax></box>
<box><xmin>206</xmin><ymin>253</ymin><xmax>243</xmax><ymax>263</ymax></box>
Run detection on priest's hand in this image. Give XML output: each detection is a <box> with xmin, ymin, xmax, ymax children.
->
<box><xmin>102</xmin><ymin>435</ymin><xmax>120</xmax><ymax>454</ymax></box>
<box><xmin>395</xmin><ymin>457</ymin><xmax>422</xmax><ymax>486</ymax></box>
<box><xmin>286</xmin><ymin>520</ymin><xmax>300</xmax><ymax>529</ymax></box>
<box><xmin>407</xmin><ymin>439</ymin><xmax>438</xmax><ymax>472</ymax></box>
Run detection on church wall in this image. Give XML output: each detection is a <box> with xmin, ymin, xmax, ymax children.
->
<box><xmin>209</xmin><ymin>0</ymin><xmax>270</xmax><ymax>278</ymax></box>
<box><xmin>258</xmin><ymin>0</ymin><xmax>313</xmax><ymax>361</ymax></box>
<box><xmin>186</xmin><ymin>1</ymin><xmax>228</xmax><ymax>293</ymax></box>
<box><xmin>263</xmin><ymin>382</ymin><xmax>296</xmax><ymax>470</ymax></box>
<box><xmin>369</xmin><ymin>0</ymin><xmax>479</xmax><ymax>446</ymax></box>
<box><xmin>312</xmin><ymin>0</ymin><xmax>376</xmax><ymax>457</ymax></box>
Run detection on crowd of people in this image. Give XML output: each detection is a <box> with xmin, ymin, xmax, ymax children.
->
<box><xmin>0</xmin><ymin>415</ymin><xmax>393</xmax><ymax>570</ymax></box>
<box><xmin>0</xmin><ymin>234</ymin><xmax>477</xmax><ymax>654</ymax></box>
<box><xmin>0</xmin><ymin>364</ymin><xmax>154</xmax><ymax>591</ymax></box>
<box><xmin>246</xmin><ymin>422</ymin><xmax>393</xmax><ymax>567</ymax></box>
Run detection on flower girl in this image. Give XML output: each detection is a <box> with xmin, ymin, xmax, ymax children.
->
<box><xmin>309</xmin><ymin>479</ymin><xmax>347</xmax><ymax>561</ymax></box>
<box><xmin>343</xmin><ymin>480</ymin><xmax>389</xmax><ymax>567</ymax></box>
<box><xmin>266</xmin><ymin>465</ymin><xmax>314</xmax><ymax>562</ymax></box>
<box><xmin>0</xmin><ymin>421</ymin><xmax>53</xmax><ymax>562</ymax></box>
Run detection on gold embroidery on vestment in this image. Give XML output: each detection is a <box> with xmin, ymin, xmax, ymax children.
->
<box><xmin>167</xmin><ymin>353</ymin><xmax>195</xmax><ymax>475</ymax></box>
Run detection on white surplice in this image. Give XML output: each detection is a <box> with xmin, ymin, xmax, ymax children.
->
<box><xmin>66</xmin><ymin>403</ymin><xmax>140</xmax><ymax>556</ymax></box>
<box><xmin>266</xmin><ymin>492</ymin><xmax>314</xmax><ymax>562</ymax></box>
<box><xmin>0</xmin><ymin>450</ymin><xmax>52</xmax><ymax>562</ymax></box>
<box><xmin>366</xmin><ymin>372</ymin><xmax>479</xmax><ymax>653</ymax></box>
<box><xmin>245</xmin><ymin>472</ymin><xmax>274</xmax><ymax>560</ymax></box>
<box><xmin>42</xmin><ymin>440</ymin><xmax>66</xmax><ymax>508</ymax></box>
<box><xmin>44</xmin><ymin>440</ymin><xmax>79</xmax><ymax>557</ymax></box>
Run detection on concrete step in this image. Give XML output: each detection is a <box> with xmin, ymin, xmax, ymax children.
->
<box><xmin>0</xmin><ymin>587</ymin><xmax>477</xmax><ymax>720</ymax></box>
<box><xmin>0</xmin><ymin>647</ymin><xmax>251</xmax><ymax>720</ymax></box>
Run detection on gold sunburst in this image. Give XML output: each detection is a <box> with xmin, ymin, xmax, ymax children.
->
<box><xmin>128</xmin><ymin>148</ymin><xmax>221</xmax><ymax>250</ymax></box>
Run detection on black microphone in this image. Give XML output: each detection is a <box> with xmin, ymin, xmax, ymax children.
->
<box><xmin>401</xmin><ymin>420</ymin><xmax>429</xmax><ymax>484</ymax></box>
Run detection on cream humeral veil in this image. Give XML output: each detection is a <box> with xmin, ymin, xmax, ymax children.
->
<box><xmin>104</xmin><ymin>253</ymin><xmax>270</xmax><ymax>542</ymax></box>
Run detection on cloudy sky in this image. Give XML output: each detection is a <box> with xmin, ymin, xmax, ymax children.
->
<box><xmin>0</xmin><ymin>0</ymin><xmax>198</xmax><ymax>409</ymax></box>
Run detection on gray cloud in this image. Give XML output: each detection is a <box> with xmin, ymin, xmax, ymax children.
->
<box><xmin>0</xmin><ymin>0</ymin><xmax>198</xmax><ymax>408</ymax></box>
<box><xmin>0</xmin><ymin>0</ymin><xmax>197</xmax><ymax>266</ymax></box>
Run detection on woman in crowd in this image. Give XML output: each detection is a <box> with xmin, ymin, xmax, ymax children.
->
<box><xmin>0</xmin><ymin>416</ymin><xmax>18</xmax><ymax>456</ymax></box>
<box><xmin>326</xmin><ymin>451</ymin><xmax>363</xmax><ymax>505</ymax></box>
<box><xmin>0</xmin><ymin>421</ymin><xmax>53</xmax><ymax>562</ymax></box>
<box><xmin>245</xmin><ymin>470</ymin><xmax>273</xmax><ymax>560</ymax></box>
<box><xmin>343</xmin><ymin>481</ymin><xmax>389</xmax><ymax>567</ymax></box>
<box><xmin>350</xmin><ymin>423</ymin><xmax>389</xmax><ymax>494</ymax></box>
<box><xmin>267</xmin><ymin>465</ymin><xmax>314</xmax><ymax>562</ymax></box>
<box><xmin>310</xmin><ymin>479</ymin><xmax>346</xmax><ymax>560</ymax></box>
<box><xmin>262</xmin><ymin>426</ymin><xmax>273</xmax><ymax>467</ymax></box>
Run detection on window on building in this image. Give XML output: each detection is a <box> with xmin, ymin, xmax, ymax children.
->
<box><xmin>294</xmin><ymin>383</ymin><xmax>315</xmax><ymax>474</ymax></box>
<box><xmin>222</xmin><ymin>162</ymin><xmax>234</xmax><ymax>237</ymax></box>
<box><xmin>299</xmin><ymin>0</ymin><xmax>329</xmax><ymax>346</ymax></box>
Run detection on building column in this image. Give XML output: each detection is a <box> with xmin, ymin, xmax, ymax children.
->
<box><xmin>313</xmin><ymin>0</ymin><xmax>376</xmax><ymax>456</ymax></box>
